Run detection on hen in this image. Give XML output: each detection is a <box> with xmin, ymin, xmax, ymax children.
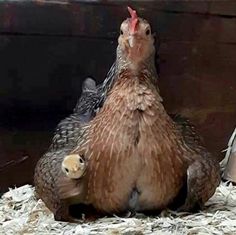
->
<box><xmin>72</xmin><ymin>7</ymin><xmax>220</xmax><ymax>214</ymax></box>
<box><xmin>35</xmin><ymin>7</ymin><xmax>220</xmax><ymax>221</ymax></box>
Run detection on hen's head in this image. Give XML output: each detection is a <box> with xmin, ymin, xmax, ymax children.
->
<box><xmin>117</xmin><ymin>7</ymin><xmax>155</xmax><ymax>67</ymax></box>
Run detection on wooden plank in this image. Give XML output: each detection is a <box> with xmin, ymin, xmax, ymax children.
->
<box><xmin>140</xmin><ymin>1</ymin><xmax>209</xmax><ymax>14</ymax></box>
<box><xmin>99</xmin><ymin>1</ymin><xmax>209</xmax><ymax>14</ymax></box>
<box><xmin>209</xmin><ymin>1</ymin><xmax>236</xmax><ymax>17</ymax></box>
<box><xmin>159</xmin><ymin>41</ymin><xmax>236</xmax><ymax>158</ymax></box>
<box><xmin>0</xmin><ymin>1</ymin><xmax>235</xmax><ymax>44</ymax></box>
<box><xmin>0</xmin><ymin>127</ymin><xmax>51</xmax><ymax>192</ymax></box>
<box><xmin>198</xmin><ymin>16</ymin><xmax>236</xmax><ymax>44</ymax></box>
<box><xmin>7</xmin><ymin>0</ymin><xmax>210</xmax><ymax>14</ymax></box>
<box><xmin>0</xmin><ymin>35</ymin><xmax>116</xmax><ymax>112</ymax></box>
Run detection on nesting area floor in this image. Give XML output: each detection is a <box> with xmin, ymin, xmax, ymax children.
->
<box><xmin>0</xmin><ymin>183</ymin><xmax>236</xmax><ymax>235</ymax></box>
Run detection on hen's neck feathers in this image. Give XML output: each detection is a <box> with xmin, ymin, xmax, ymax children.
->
<box><xmin>116</xmin><ymin>46</ymin><xmax>156</xmax><ymax>76</ymax></box>
<box><xmin>100</xmin><ymin>48</ymin><xmax>158</xmax><ymax>106</ymax></box>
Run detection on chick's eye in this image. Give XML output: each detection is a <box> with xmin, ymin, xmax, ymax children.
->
<box><xmin>64</xmin><ymin>168</ymin><xmax>69</xmax><ymax>173</ymax></box>
<box><xmin>146</xmin><ymin>29</ymin><xmax>150</xmax><ymax>36</ymax></box>
<box><xmin>79</xmin><ymin>158</ymin><xmax>84</xmax><ymax>164</ymax></box>
<box><xmin>120</xmin><ymin>29</ymin><xmax>124</xmax><ymax>35</ymax></box>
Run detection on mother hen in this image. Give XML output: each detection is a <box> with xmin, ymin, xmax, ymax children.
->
<box><xmin>72</xmin><ymin>7</ymin><xmax>220</xmax><ymax>214</ymax></box>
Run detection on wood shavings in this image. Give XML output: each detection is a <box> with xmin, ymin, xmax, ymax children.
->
<box><xmin>220</xmin><ymin>127</ymin><xmax>236</xmax><ymax>170</ymax></box>
<box><xmin>0</xmin><ymin>182</ymin><xmax>236</xmax><ymax>234</ymax></box>
<box><xmin>221</xmin><ymin>127</ymin><xmax>236</xmax><ymax>183</ymax></box>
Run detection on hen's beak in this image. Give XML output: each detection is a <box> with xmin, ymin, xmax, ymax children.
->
<box><xmin>128</xmin><ymin>35</ymin><xmax>135</xmax><ymax>48</ymax></box>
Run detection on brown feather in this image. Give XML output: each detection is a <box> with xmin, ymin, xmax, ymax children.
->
<box><xmin>75</xmin><ymin>70</ymin><xmax>193</xmax><ymax>213</ymax></box>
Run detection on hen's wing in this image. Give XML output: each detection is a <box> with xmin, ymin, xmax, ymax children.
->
<box><xmin>170</xmin><ymin>114</ymin><xmax>205</xmax><ymax>152</ymax></box>
<box><xmin>50</xmin><ymin>78</ymin><xmax>100</xmax><ymax>151</ymax></box>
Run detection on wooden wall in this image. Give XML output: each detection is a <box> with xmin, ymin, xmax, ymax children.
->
<box><xmin>0</xmin><ymin>1</ymin><xmax>235</xmax><ymax>193</ymax></box>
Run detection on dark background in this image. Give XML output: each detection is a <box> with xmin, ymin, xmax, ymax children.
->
<box><xmin>0</xmin><ymin>0</ymin><xmax>235</xmax><ymax>193</ymax></box>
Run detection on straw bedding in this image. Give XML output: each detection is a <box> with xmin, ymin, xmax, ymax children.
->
<box><xmin>0</xmin><ymin>182</ymin><xmax>236</xmax><ymax>235</ymax></box>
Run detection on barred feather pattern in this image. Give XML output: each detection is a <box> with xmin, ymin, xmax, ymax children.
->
<box><xmin>34</xmin><ymin>148</ymin><xmax>83</xmax><ymax>214</ymax></box>
<box><xmin>49</xmin><ymin>88</ymin><xmax>100</xmax><ymax>151</ymax></box>
<box><xmin>170</xmin><ymin>114</ymin><xmax>207</xmax><ymax>156</ymax></box>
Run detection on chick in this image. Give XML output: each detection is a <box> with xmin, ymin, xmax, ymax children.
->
<box><xmin>62</xmin><ymin>154</ymin><xmax>86</xmax><ymax>179</ymax></box>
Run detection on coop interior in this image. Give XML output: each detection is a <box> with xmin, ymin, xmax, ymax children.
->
<box><xmin>0</xmin><ymin>1</ymin><xmax>236</xmax><ymax>234</ymax></box>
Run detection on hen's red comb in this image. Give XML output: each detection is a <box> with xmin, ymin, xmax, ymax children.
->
<box><xmin>127</xmin><ymin>6</ymin><xmax>138</xmax><ymax>34</ymax></box>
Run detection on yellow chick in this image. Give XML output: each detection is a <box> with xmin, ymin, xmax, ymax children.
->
<box><xmin>61</xmin><ymin>154</ymin><xmax>86</xmax><ymax>179</ymax></box>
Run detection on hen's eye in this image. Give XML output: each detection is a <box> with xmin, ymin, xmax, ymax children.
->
<box><xmin>146</xmin><ymin>29</ymin><xmax>150</xmax><ymax>36</ymax></box>
<box><xmin>120</xmin><ymin>30</ymin><xmax>124</xmax><ymax>35</ymax></box>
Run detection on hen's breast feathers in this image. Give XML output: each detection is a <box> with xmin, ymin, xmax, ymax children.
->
<box><xmin>75</xmin><ymin>71</ymin><xmax>189</xmax><ymax>212</ymax></box>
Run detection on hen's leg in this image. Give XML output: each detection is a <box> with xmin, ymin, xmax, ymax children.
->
<box><xmin>178</xmin><ymin>158</ymin><xmax>220</xmax><ymax>212</ymax></box>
